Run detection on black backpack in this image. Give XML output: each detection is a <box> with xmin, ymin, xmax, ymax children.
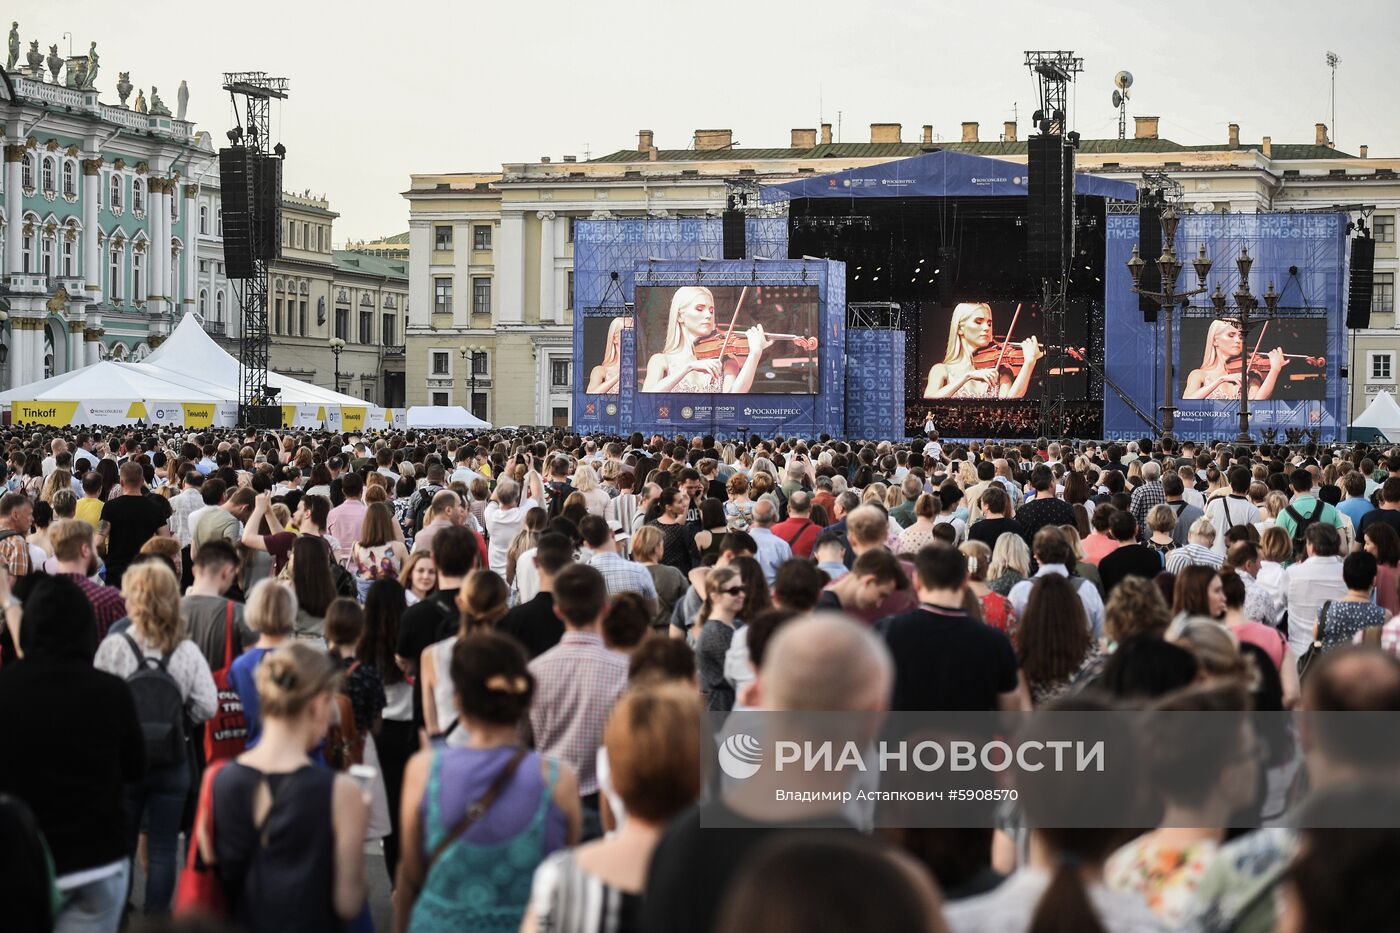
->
<box><xmin>121</xmin><ymin>634</ymin><xmax>187</xmax><ymax>768</ymax></box>
<box><xmin>1284</xmin><ymin>500</ymin><xmax>1326</xmax><ymax>561</ymax></box>
<box><xmin>411</xmin><ymin>484</ymin><xmax>444</xmax><ymax>534</ymax></box>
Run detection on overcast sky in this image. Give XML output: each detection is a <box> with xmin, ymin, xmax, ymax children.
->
<box><xmin>17</xmin><ymin>0</ymin><xmax>1400</xmax><ymax>243</ymax></box>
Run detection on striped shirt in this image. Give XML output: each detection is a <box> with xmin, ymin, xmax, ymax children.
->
<box><xmin>1165</xmin><ymin>543</ymin><xmax>1225</xmax><ymax>576</ymax></box>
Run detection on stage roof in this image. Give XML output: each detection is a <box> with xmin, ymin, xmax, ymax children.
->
<box><xmin>761</xmin><ymin>149</ymin><xmax>1139</xmax><ymax>202</ymax></box>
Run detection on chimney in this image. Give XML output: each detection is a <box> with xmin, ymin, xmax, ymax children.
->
<box><xmin>1316</xmin><ymin>123</ymin><xmax>1329</xmax><ymax>146</ymax></box>
<box><xmin>1134</xmin><ymin>116</ymin><xmax>1160</xmax><ymax>140</ymax></box>
<box><xmin>637</xmin><ymin>129</ymin><xmax>653</xmax><ymax>151</ymax></box>
<box><xmin>820</xmin><ymin>123</ymin><xmax>832</xmax><ymax>145</ymax></box>
<box><xmin>1003</xmin><ymin>121</ymin><xmax>1017</xmax><ymax>142</ymax></box>
<box><xmin>1262</xmin><ymin>136</ymin><xmax>1272</xmax><ymax>157</ymax></box>
<box><xmin>961</xmin><ymin>122</ymin><xmax>979</xmax><ymax>143</ymax></box>
<box><xmin>540</xmin><ymin>156</ymin><xmax>551</xmax><ymax>163</ymax></box>
<box><xmin>870</xmin><ymin>123</ymin><xmax>902</xmax><ymax>144</ymax></box>
<box><xmin>921</xmin><ymin>125</ymin><xmax>933</xmax><ymax>144</ymax></box>
<box><xmin>1228</xmin><ymin>123</ymin><xmax>1239</xmax><ymax>148</ymax></box>
<box><xmin>694</xmin><ymin>129</ymin><xmax>733</xmax><ymax>151</ymax></box>
<box><xmin>791</xmin><ymin>128</ymin><xmax>817</xmax><ymax>149</ymax></box>
<box><xmin>1360</xmin><ymin>144</ymin><xmax>1369</xmax><ymax>158</ymax></box>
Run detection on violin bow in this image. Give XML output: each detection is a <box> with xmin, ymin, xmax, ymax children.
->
<box><xmin>987</xmin><ymin>303</ymin><xmax>1023</xmax><ymax>397</ymax></box>
<box><xmin>1245</xmin><ymin>319</ymin><xmax>1270</xmax><ymax>388</ymax></box>
<box><xmin>715</xmin><ymin>286</ymin><xmax>750</xmax><ymax>375</ymax></box>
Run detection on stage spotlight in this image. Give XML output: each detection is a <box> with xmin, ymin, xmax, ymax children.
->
<box><xmin>933</xmin><ymin>268</ymin><xmax>941</xmax><ymax>275</ymax></box>
<box><xmin>273</xmin><ymin>142</ymin><xmax>286</xmax><ymax>158</ymax></box>
<box><xmin>1033</xmin><ymin>109</ymin><xmax>1045</xmax><ymax>124</ymax></box>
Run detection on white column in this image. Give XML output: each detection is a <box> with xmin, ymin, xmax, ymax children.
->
<box><xmin>15</xmin><ymin>324</ymin><xmax>35</xmax><ymax>387</ymax></box>
<box><xmin>82</xmin><ymin>159</ymin><xmax>101</xmax><ymax>300</ymax></box>
<box><xmin>67</xmin><ymin>321</ymin><xmax>83</xmax><ymax>372</ymax></box>
<box><xmin>183</xmin><ymin>184</ymin><xmax>197</xmax><ymax>312</ymax></box>
<box><xmin>452</xmin><ymin>221</ymin><xmax>471</xmax><ymax>327</ymax></box>
<box><xmin>537</xmin><ymin>211</ymin><xmax>556</xmax><ymax>324</ymax></box>
<box><xmin>85</xmin><ymin>330</ymin><xmax>100</xmax><ymax>366</ymax></box>
<box><xmin>497</xmin><ymin>211</ymin><xmax>525</xmax><ymax>324</ymax></box>
<box><xmin>151</xmin><ymin>179</ymin><xmax>167</xmax><ymax>313</ymax></box>
<box><xmin>4</xmin><ymin>146</ymin><xmax>22</xmax><ymax>277</ymax></box>
<box><xmin>407</xmin><ymin>223</ymin><xmax>431</xmax><ymax>326</ymax></box>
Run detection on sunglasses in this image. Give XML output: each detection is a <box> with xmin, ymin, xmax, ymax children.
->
<box><xmin>718</xmin><ymin>586</ymin><xmax>745</xmax><ymax>596</ymax></box>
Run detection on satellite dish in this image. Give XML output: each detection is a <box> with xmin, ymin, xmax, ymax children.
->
<box><xmin>1115</xmin><ymin>70</ymin><xmax>1134</xmax><ymax>90</ymax></box>
<box><xmin>1112</xmin><ymin>90</ymin><xmax>1123</xmax><ymax>108</ymax></box>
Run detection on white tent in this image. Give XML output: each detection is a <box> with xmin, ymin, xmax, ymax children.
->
<box><xmin>406</xmin><ymin>405</ymin><xmax>492</xmax><ymax>430</ymax></box>
<box><xmin>1</xmin><ymin>314</ymin><xmax>369</xmax><ymax>408</ymax></box>
<box><xmin>1354</xmin><ymin>391</ymin><xmax>1400</xmax><ymax>442</ymax></box>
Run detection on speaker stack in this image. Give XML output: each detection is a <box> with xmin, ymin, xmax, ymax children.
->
<box><xmin>1347</xmin><ymin>236</ymin><xmax>1376</xmax><ymax>329</ymax></box>
<box><xmin>1027</xmin><ymin>134</ymin><xmax>1074</xmax><ymax>281</ymax></box>
<box><xmin>218</xmin><ymin>146</ymin><xmax>284</xmax><ymax>278</ymax></box>
<box><xmin>1138</xmin><ymin>191</ymin><xmax>1164</xmax><ymax>323</ymax></box>
<box><xmin>722</xmin><ymin>208</ymin><xmax>746</xmax><ymax>260</ymax></box>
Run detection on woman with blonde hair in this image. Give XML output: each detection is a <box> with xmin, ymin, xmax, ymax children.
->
<box><xmin>1059</xmin><ymin>524</ymin><xmax>1105</xmax><ymax>598</ymax></box>
<box><xmin>1146</xmin><ymin>503</ymin><xmax>1179</xmax><ymax>557</ymax></box>
<box><xmin>39</xmin><ymin>467</ymin><xmax>74</xmax><ymax>506</ymax></box>
<box><xmin>506</xmin><ymin>507</ymin><xmax>549</xmax><ymax>587</ymax></box>
<box><xmin>640</xmin><ymin>285</ymin><xmax>780</xmax><ymax>394</ymax></box>
<box><xmin>987</xmin><ymin>532</ymin><xmax>1031</xmax><ymax>596</ymax></box>
<box><xmin>399</xmin><ymin>550</ymin><xmax>438</xmax><ymax>606</ymax></box>
<box><xmin>585</xmin><ymin>317</ymin><xmax>626</xmax><ymax>394</ymax></box>
<box><xmin>1256</xmin><ymin>524</ymin><xmax>1292</xmax><ymax>604</ymax></box>
<box><xmin>725</xmin><ymin>473</ymin><xmax>755</xmax><ymax>530</ymax></box>
<box><xmin>922</xmin><ymin>301</ymin><xmax>1042</xmax><ymax>399</ymax></box>
<box><xmin>1183</xmin><ymin>318</ymin><xmax>1287</xmax><ymax>401</ymax></box>
<box><xmin>631</xmin><ymin>524</ymin><xmax>688</xmax><ymax>631</ymax></box>
<box><xmin>350</xmin><ymin>501</ymin><xmax>411</xmax><ymax>600</ymax></box>
<box><xmin>960</xmin><ymin>539</ymin><xmax>1016</xmax><ymax>639</ymax></box>
<box><xmin>420</xmin><ymin>570</ymin><xmax>510</xmax><ymax>737</ymax></box>
<box><xmin>94</xmin><ymin>561</ymin><xmax>217</xmax><ymax>912</ymax></box>
<box><xmin>573</xmin><ymin>464</ymin><xmax>609</xmax><ymax>516</ymax></box>
<box><xmin>205</xmin><ymin>642</ymin><xmax>371</xmax><ymax>929</ymax></box>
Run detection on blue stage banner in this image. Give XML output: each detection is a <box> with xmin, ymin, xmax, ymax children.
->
<box><xmin>572</xmin><ymin>216</ymin><xmax>790</xmax><ymax>434</ymax></box>
<box><xmin>629</xmin><ymin>259</ymin><xmax>845</xmax><ymax>438</ymax></box>
<box><xmin>846</xmin><ymin>330</ymin><xmax>906</xmax><ymax>440</ymax></box>
<box><xmin>1104</xmin><ymin>212</ymin><xmax>1348</xmax><ymax>441</ymax></box>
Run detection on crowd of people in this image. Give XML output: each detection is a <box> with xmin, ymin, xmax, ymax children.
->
<box><xmin>1</xmin><ymin>423</ymin><xmax>1399</xmax><ymax>932</ymax></box>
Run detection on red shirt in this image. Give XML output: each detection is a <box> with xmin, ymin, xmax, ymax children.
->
<box><xmin>772</xmin><ymin>516</ymin><xmax>822</xmax><ymax>558</ymax></box>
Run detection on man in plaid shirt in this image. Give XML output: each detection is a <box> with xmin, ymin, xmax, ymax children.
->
<box><xmin>527</xmin><ymin>562</ymin><xmax>627</xmax><ymax>839</ymax></box>
<box><xmin>580</xmin><ymin>515</ymin><xmax>658</xmax><ymax>614</ymax></box>
<box><xmin>1129</xmin><ymin>460</ymin><xmax>1167</xmax><ymax>543</ymax></box>
<box><xmin>49</xmin><ymin>519</ymin><xmax>127</xmax><ymax>639</ymax></box>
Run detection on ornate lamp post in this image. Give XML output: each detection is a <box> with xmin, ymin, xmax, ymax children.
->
<box><xmin>1210</xmin><ymin>247</ymin><xmax>1280</xmax><ymax>444</ymax></box>
<box><xmin>1127</xmin><ymin>206</ymin><xmax>1212</xmax><ymax>442</ymax></box>
<box><xmin>459</xmin><ymin>343</ymin><xmax>485</xmax><ymax>417</ymax></box>
<box><xmin>328</xmin><ymin>337</ymin><xmax>345</xmax><ymax>392</ymax></box>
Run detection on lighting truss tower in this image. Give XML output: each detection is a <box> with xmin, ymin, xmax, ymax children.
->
<box><xmin>222</xmin><ymin>71</ymin><xmax>289</xmax><ymax>423</ymax></box>
<box><xmin>1024</xmin><ymin>51</ymin><xmax>1083</xmax><ymax>438</ymax></box>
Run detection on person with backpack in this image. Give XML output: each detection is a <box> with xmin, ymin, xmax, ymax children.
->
<box><xmin>93</xmin><ymin>560</ymin><xmax>217</xmax><ymax>914</ymax></box>
<box><xmin>405</xmin><ymin>462</ymin><xmax>448</xmax><ymax>537</ymax></box>
<box><xmin>1275</xmin><ymin>469</ymin><xmax>1344</xmax><ymax>559</ymax></box>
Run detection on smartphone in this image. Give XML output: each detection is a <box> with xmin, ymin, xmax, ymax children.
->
<box><xmin>348</xmin><ymin>764</ymin><xmax>378</xmax><ymax>789</ymax></box>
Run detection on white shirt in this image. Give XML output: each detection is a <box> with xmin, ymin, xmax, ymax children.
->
<box><xmin>484</xmin><ymin>498</ymin><xmax>538</xmax><ymax>577</ymax></box>
<box><xmin>450</xmin><ymin>466</ymin><xmax>484</xmax><ymax>487</ymax></box>
<box><xmin>73</xmin><ymin>449</ymin><xmax>99</xmax><ymax>474</ymax></box>
<box><xmin>1284</xmin><ymin>555</ymin><xmax>1347</xmax><ymax>656</ymax></box>
<box><xmin>1204</xmin><ymin>494</ymin><xmax>1261</xmax><ymax>554</ymax></box>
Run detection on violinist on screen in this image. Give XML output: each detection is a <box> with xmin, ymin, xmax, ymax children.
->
<box><xmin>922</xmin><ymin>302</ymin><xmax>1044</xmax><ymax>399</ymax></box>
<box><xmin>585</xmin><ymin>317</ymin><xmax>625</xmax><ymax>394</ymax></box>
<box><xmin>1182</xmin><ymin>319</ymin><xmax>1287</xmax><ymax>401</ymax></box>
<box><xmin>641</xmin><ymin>286</ymin><xmax>817</xmax><ymax>393</ymax></box>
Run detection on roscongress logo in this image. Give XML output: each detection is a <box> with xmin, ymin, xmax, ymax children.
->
<box><xmin>717</xmin><ymin>733</ymin><xmax>764</xmax><ymax>779</ymax></box>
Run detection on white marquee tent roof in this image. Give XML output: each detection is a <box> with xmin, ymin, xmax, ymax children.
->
<box><xmin>1</xmin><ymin>315</ymin><xmax>368</xmax><ymax>407</ymax></box>
<box><xmin>1353</xmin><ymin>391</ymin><xmax>1400</xmax><ymax>442</ymax></box>
<box><xmin>405</xmin><ymin>405</ymin><xmax>492</xmax><ymax>429</ymax></box>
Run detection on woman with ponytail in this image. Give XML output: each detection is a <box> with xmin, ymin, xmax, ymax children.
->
<box><xmin>946</xmin><ymin>695</ymin><xmax>1164</xmax><ymax>933</ymax></box>
<box><xmin>419</xmin><ymin>569</ymin><xmax>509</xmax><ymax>738</ymax></box>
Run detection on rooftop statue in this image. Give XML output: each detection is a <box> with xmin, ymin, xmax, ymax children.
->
<box><xmin>7</xmin><ymin>22</ymin><xmax>17</xmax><ymax>72</ymax></box>
<box><xmin>177</xmin><ymin>80</ymin><xmax>188</xmax><ymax>121</ymax></box>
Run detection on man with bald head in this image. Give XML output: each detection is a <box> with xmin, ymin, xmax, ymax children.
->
<box><xmin>1185</xmin><ymin>646</ymin><xmax>1400</xmax><ymax>931</ymax></box>
<box><xmin>772</xmin><ymin>489</ymin><xmax>821</xmax><ymax>558</ymax></box>
<box><xmin>643</xmin><ymin>615</ymin><xmax>894</xmax><ymax>933</ymax></box>
<box><xmin>412</xmin><ymin>489</ymin><xmax>466</xmax><ymax>555</ymax></box>
<box><xmin>746</xmin><ymin>498</ymin><xmax>792</xmax><ymax>585</ymax></box>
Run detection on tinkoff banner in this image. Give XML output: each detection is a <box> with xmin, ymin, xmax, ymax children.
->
<box><xmin>11</xmin><ymin>400</ymin><xmax>81</xmax><ymax>426</ymax></box>
<box><xmin>340</xmin><ymin>406</ymin><xmax>368</xmax><ymax>432</ymax></box>
<box><xmin>12</xmin><ymin>400</ymin><xmax>150</xmax><ymax>426</ymax></box>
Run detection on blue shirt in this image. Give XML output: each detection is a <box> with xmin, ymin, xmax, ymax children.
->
<box><xmin>228</xmin><ymin>646</ymin><xmax>275</xmax><ymax>747</ymax></box>
<box><xmin>1337</xmin><ymin>497</ymin><xmax>1374</xmax><ymax>531</ymax></box>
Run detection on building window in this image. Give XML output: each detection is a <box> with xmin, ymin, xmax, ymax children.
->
<box><xmin>41</xmin><ymin>157</ymin><xmax>55</xmax><ymax>193</ymax></box>
<box><xmin>302</xmin><ymin>222</ymin><xmax>310</xmax><ymax>248</ymax></box>
<box><xmin>434</xmin><ymin>277</ymin><xmax>453</xmax><ymax>313</ymax></box>
<box><xmin>567</xmin><ymin>217</ymin><xmax>575</xmax><ymax>243</ymax></box>
<box><xmin>62</xmin><ymin>236</ymin><xmax>74</xmax><ymax>276</ymax></box>
<box><xmin>199</xmin><ymin>204</ymin><xmax>209</xmax><ymax>235</ymax></box>
<box><xmin>435</xmin><ymin>226</ymin><xmax>453</xmax><ymax>250</ymax></box>
<box><xmin>41</xmin><ymin>233</ymin><xmax>54</xmax><ymax>277</ymax></box>
<box><xmin>382</xmin><ymin>314</ymin><xmax>395</xmax><ymax>346</ymax></box>
<box><xmin>550</xmin><ymin>359</ymin><xmax>571</xmax><ymax>388</ymax></box>
<box><xmin>62</xmin><ymin>160</ymin><xmax>76</xmax><ymax>196</ymax></box>
<box><xmin>300</xmin><ymin>300</ymin><xmax>308</xmax><ymax>335</ymax></box>
<box><xmin>108</xmin><ymin>247</ymin><xmax>121</xmax><ymax>299</ymax></box>
<box><xmin>109</xmin><ymin>175</ymin><xmax>122</xmax><ymax>211</ymax></box>
<box><xmin>21</xmin><ymin>153</ymin><xmax>34</xmax><ymax>190</ymax></box>
<box><xmin>199</xmin><ymin>289</ymin><xmax>208</xmax><ymax>317</ymax></box>
<box><xmin>472</xmin><ymin>277</ymin><xmax>491</xmax><ymax>315</ymax></box>
<box><xmin>1376</xmin><ymin>214</ymin><xmax>1396</xmax><ymax>244</ymax></box>
<box><xmin>334</xmin><ymin>307</ymin><xmax>348</xmax><ymax>341</ymax></box>
<box><xmin>216</xmin><ymin>207</ymin><xmax>222</xmax><ymax>236</ymax></box>
<box><xmin>1372</xmin><ymin>353</ymin><xmax>1394</xmax><ymax>381</ymax></box>
<box><xmin>473</xmin><ymin>352</ymin><xmax>488</xmax><ymax>375</ymax></box>
<box><xmin>171</xmin><ymin>193</ymin><xmax>179</xmax><ymax>222</ymax></box>
<box><xmin>431</xmin><ymin>350</ymin><xmax>450</xmax><ymax>375</ymax></box>
<box><xmin>1376</xmin><ymin>272</ymin><xmax>1395</xmax><ymax>316</ymax></box>
<box><xmin>473</xmin><ymin>224</ymin><xmax>491</xmax><ymax>250</ymax></box>
<box><xmin>216</xmin><ymin>290</ymin><xmax>225</xmax><ymax>319</ymax></box>
<box><xmin>274</xmin><ymin>297</ymin><xmax>283</xmax><ymax>334</ymax></box>
<box><xmin>132</xmin><ymin>250</ymin><xmax>144</xmax><ymax>300</ymax></box>
<box><xmin>566</xmin><ymin>270</ymin><xmax>574</xmax><ymax>310</ymax></box>
<box><xmin>471</xmin><ymin>393</ymin><xmax>486</xmax><ymax>420</ymax></box>
<box><xmin>432</xmin><ymin>391</ymin><xmax>449</xmax><ymax>406</ymax></box>
<box><xmin>132</xmin><ymin>178</ymin><xmax>144</xmax><ymax>213</ymax></box>
<box><xmin>319</xmin><ymin>227</ymin><xmax>326</xmax><ymax>252</ymax></box>
<box><xmin>552</xmin><ymin>406</ymin><xmax>569</xmax><ymax>427</ymax></box>
<box><xmin>359</xmin><ymin>311</ymin><xmax>373</xmax><ymax>344</ymax></box>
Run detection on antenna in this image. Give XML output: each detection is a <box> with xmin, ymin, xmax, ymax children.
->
<box><xmin>1326</xmin><ymin>51</ymin><xmax>1339</xmax><ymax>145</ymax></box>
<box><xmin>1112</xmin><ymin>70</ymin><xmax>1133</xmax><ymax>140</ymax></box>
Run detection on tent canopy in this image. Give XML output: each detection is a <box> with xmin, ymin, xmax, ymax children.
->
<box><xmin>406</xmin><ymin>406</ymin><xmax>492</xmax><ymax>430</ymax></box>
<box><xmin>1</xmin><ymin>314</ymin><xmax>369</xmax><ymax>407</ymax></box>
<box><xmin>761</xmin><ymin>149</ymin><xmax>1139</xmax><ymax>202</ymax></box>
<box><xmin>1353</xmin><ymin>391</ymin><xmax>1400</xmax><ymax>441</ymax></box>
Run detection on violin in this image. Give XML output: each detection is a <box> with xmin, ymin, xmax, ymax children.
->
<box><xmin>970</xmin><ymin>338</ymin><xmax>1084</xmax><ymax>373</ymax></box>
<box><xmin>692</xmin><ymin>327</ymin><xmax>819</xmax><ymax>362</ymax></box>
<box><xmin>1225</xmin><ymin>351</ymin><xmax>1326</xmax><ymax>380</ymax></box>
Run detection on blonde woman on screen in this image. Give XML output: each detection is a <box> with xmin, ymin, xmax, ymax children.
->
<box><xmin>922</xmin><ymin>302</ymin><xmax>1043</xmax><ymax>399</ymax></box>
<box><xmin>585</xmin><ymin>317</ymin><xmax>625</xmax><ymax>394</ymax></box>
<box><xmin>1182</xmin><ymin>319</ymin><xmax>1286</xmax><ymax>401</ymax></box>
<box><xmin>641</xmin><ymin>286</ymin><xmax>774</xmax><ymax>394</ymax></box>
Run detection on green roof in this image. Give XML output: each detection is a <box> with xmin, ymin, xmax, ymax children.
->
<box><xmin>381</xmin><ymin>231</ymin><xmax>410</xmax><ymax>243</ymax></box>
<box><xmin>589</xmin><ymin>137</ymin><xmax>1354</xmax><ymax>164</ymax></box>
<box><xmin>331</xmin><ymin>250</ymin><xmax>409</xmax><ymax>281</ymax></box>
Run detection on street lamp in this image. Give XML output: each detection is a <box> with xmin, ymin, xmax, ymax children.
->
<box><xmin>459</xmin><ymin>343</ymin><xmax>485</xmax><ymax>417</ymax></box>
<box><xmin>1126</xmin><ymin>205</ymin><xmax>1212</xmax><ymax>442</ymax></box>
<box><xmin>328</xmin><ymin>337</ymin><xmax>345</xmax><ymax>392</ymax></box>
<box><xmin>1211</xmin><ymin>248</ymin><xmax>1280</xmax><ymax>444</ymax></box>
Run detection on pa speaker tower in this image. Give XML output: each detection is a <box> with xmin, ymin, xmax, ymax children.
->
<box><xmin>722</xmin><ymin>209</ymin><xmax>746</xmax><ymax>260</ymax></box>
<box><xmin>1027</xmin><ymin>134</ymin><xmax>1073</xmax><ymax>281</ymax></box>
<box><xmin>218</xmin><ymin>147</ymin><xmax>255</xmax><ymax>279</ymax></box>
<box><xmin>1347</xmin><ymin>236</ymin><xmax>1376</xmax><ymax>329</ymax></box>
<box><xmin>255</xmin><ymin>155</ymin><xmax>283</xmax><ymax>262</ymax></box>
<box><xmin>1138</xmin><ymin>191</ymin><xmax>1164</xmax><ymax>322</ymax></box>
